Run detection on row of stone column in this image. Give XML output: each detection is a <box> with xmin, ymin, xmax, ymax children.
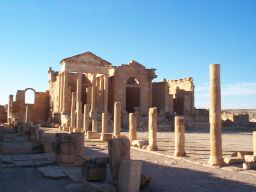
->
<box><xmin>127</xmin><ymin>106</ymin><xmax>185</xmax><ymax>156</ymax></box>
<box><xmin>68</xmin><ymin>73</ymin><xmax>109</xmax><ymax>130</ymax></box>
<box><xmin>126</xmin><ymin>64</ymin><xmax>224</xmax><ymax>166</ymax></box>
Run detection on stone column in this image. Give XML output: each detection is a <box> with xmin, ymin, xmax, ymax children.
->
<box><xmin>101</xmin><ymin>112</ymin><xmax>108</xmax><ymax>134</ymax></box>
<box><xmin>90</xmin><ymin>73</ymin><xmax>96</xmax><ymax>115</ymax></box>
<box><xmin>100</xmin><ymin>75</ymin><xmax>104</xmax><ymax>109</ymax></box>
<box><xmin>103</xmin><ymin>75</ymin><xmax>109</xmax><ymax>112</ymax></box>
<box><xmin>25</xmin><ymin>105</ymin><xmax>29</xmax><ymax>123</ymax></box>
<box><xmin>209</xmin><ymin>64</ymin><xmax>224</xmax><ymax>166</ymax></box>
<box><xmin>70</xmin><ymin>92</ymin><xmax>76</xmax><ymax>128</ymax></box>
<box><xmin>253</xmin><ymin>131</ymin><xmax>256</xmax><ymax>156</ymax></box>
<box><xmin>113</xmin><ymin>102</ymin><xmax>121</xmax><ymax>137</ymax></box>
<box><xmin>164</xmin><ymin>80</ymin><xmax>170</xmax><ymax>113</ymax></box>
<box><xmin>90</xmin><ymin>73</ymin><xmax>97</xmax><ymax>132</ymax></box>
<box><xmin>129</xmin><ymin>113</ymin><xmax>137</xmax><ymax>142</ymax></box>
<box><xmin>83</xmin><ymin>104</ymin><xmax>90</xmax><ymax>132</ymax></box>
<box><xmin>59</xmin><ymin>73</ymin><xmax>63</xmax><ymax>112</ymax></box>
<box><xmin>62</xmin><ymin>71</ymin><xmax>68</xmax><ymax>114</ymax></box>
<box><xmin>92</xmin><ymin>119</ymin><xmax>97</xmax><ymax>132</ymax></box>
<box><xmin>76</xmin><ymin>73</ymin><xmax>82</xmax><ymax>129</ymax></box>
<box><xmin>147</xmin><ymin>107</ymin><xmax>158</xmax><ymax>151</ymax></box>
<box><xmin>174</xmin><ymin>116</ymin><xmax>186</xmax><ymax>157</ymax></box>
<box><xmin>7</xmin><ymin>95</ymin><xmax>13</xmax><ymax>125</ymax></box>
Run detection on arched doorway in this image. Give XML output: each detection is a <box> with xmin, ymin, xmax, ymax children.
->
<box><xmin>126</xmin><ymin>77</ymin><xmax>140</xmax><ymax>113</ymax></box>
<box><xmin>24</xmin><ymin>88</ymin><xmax>36</xmax><ymax>104</ymax></box>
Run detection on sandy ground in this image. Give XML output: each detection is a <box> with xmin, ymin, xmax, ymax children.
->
<box><xmin>122</xmin><ymin>131</ymin><xmax>253</xmax><ymax>164</ymax></box>
<box><xmin>1</xmin><ymin>130</ymin><xmax>256</xmax><ymax>192</ymax></box>
<box><xmin>85</xmin><ymin>140</ymin><xmax>256</xmax><ymax>192</ymax></box>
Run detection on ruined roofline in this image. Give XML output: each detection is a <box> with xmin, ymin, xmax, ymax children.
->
<box><xmin>154</xmin><ymin>77</ymin><xmax>193</xmax><ymax>83</ymax></box>
<box><xmin>59</xmin><ymin>51</ymin><xmax>112</xmax><ymax>66</ymax></box>
<box><xmin>118</xmin><ymin>60</ymin><xmax>156</xmax><ymax>72</ymax></box>
<box><xmin>167</xmin><ymin>77</ymin><xmax>193</xmax><ymax>83</ymax></box>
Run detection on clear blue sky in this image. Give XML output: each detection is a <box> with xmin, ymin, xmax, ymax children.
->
<box><xmin>0</xmin><ymin>0</ymin><xmax>255</xmax><ymax>108</ymax></box>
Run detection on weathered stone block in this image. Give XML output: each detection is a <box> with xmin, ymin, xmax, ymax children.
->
<box><xmin>0</xmin><ymin>142</ymin><xmax>32</xmax><ymax>154</ymax></box>
<box><xmin>242</xmin><ymin>162</ymin><xmax>256</xmax><ymax>170</ymax></box>
<box><xmin>56</xmin><ymin>133</ymin><xmax>75</xmax><ymax>143</ymax></box>
<box><xmin>224</xmin><ymin>157</ymin><xmax>244</xmax><ymax>164</ymax></box>
<box><xmin>82</xmin><ymin>162</ymin><xmax>107</xmax><ymax>181</ymax></box>
<box><xmin>100</xmin><ymin>133</ymin><xmax>113</xmax><ymax>142</ymax></box>
<box><xmin>30</xmin><ymin>125</ymin><xmax>40</xmax><ymax>143</ymax></box>
<box><xmin>118</xmin><ymin>159</ymin><xmax>142</xmax><ymax>192</ymax></box>
<box><xmin>87</xmin><ymin>131</ymin><xmax>100</xmax><ymax>139</ymax></box>
<box><xmin>231</xmin><ymin>151</ymin><xmax>253</xmax><ymax>158</ymax></box>
<box><xmin>244</xmin><ymin>155</ymin><xmax>256</xmax><ymax>163</ymax></box>
<box><xmin>131</xmin><ymin>140</ymin><xmax>148</xmax><ymax>148</ymax></box>
<box><xmin>56</xmin><ymin>153</ymin><xmax>75</xmax><ymax>164</ymax></box>
<box><xmin>43</xmin><ymin>142</ymin><xmax>54</xmax><ymax>153</ymax></box>
<box><xmin>59</xmin><ymin>142</ymin><xmax>76</xmax><ymax>154</ymax></box>
<box><xmin>108</xmin><ymin>137</ymin><xmax>130</xmax><ymax>181</ymax></box>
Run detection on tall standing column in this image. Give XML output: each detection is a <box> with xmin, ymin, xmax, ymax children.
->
<box><xmin>83</xmin><ymin>104</ymin><xmax>90</xmax><ymax>132</ymax></box>
<box><xmin>76</xmin><ymin>73</ymin><xmax>82</xmax><ymax>129</ymax></box>
<box><xmin>103</xmin><ymin>75</ymin><xmax>109</xmax><ymax>112</ymax></box>
<box><xmin>164</xmin><ymin>79</ymin><xmax>170</xmax><ymax>113</ymax></box>
<box><xmin>253</xmin><ymin>131</ymin><xmax>256</xmax><ymax>156</ymax></box>
<box><xmin>174</xmin><ymin>116</ymin><xmax>186</xmax><ymax>157</ymax></box>
<box><xmin>209</xmin><ymin>64</ymin><xmax>224</xmax><ymax>166</ymax></box>
<box><xmin>70</xmin><ymin>92</ymin><xmax>76</xmax><ymax>128</ymax></box>
<box><xmin>59</xmin><ymin>73</ymin><xmax>63</xmax><ymax>112</ymax></box>
<box><xmin>129</xmin><ymin>113</ymin><xmax>137</xmax><ymax>142</ymax></box>
<box><xmin>147</xmin><ymin>107</ymin><xmax>158</xmax><ymax>151</ymax></box>
<box><xmin>62</xmin><ymin>71</ymin><xmax>68</xmax><ymax>114</ymax></box>
<box><xmin>25</xmin><ymin>105</ymin><xmax>29</xmax><ymax>123</ymax></box>
<box><xmin>113</xmin><ymin>102</ymin><xmax>121</xmax><ymax>138</ymax></box>
<box><xmin>7</xmin><ymin>95</ymin><xmax>13</xmax><ymax>125</ymax></box>
<box><xmin>90</xmin><ymin>73</ymin><xmax>97</xmax><ymax>132</ymax></box>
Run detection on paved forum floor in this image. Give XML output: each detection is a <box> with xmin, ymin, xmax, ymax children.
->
<box><xmin>127</xmin><ymin>131</ymin><xmax>253</xmax><ymax>164</ymax></box>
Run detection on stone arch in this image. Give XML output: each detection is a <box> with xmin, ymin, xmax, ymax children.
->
<box><xmin>126</xmin><ymin>77</ymin><xmax>141</xmax><ymax>113</ymax></box>
<box><xmin>24</xmin><ymin>88</ymin><xmax>36</xmax><ymax>104</ymax></box>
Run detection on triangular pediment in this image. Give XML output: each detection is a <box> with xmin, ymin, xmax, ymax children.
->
<box><xmin>60</xmin><ymin>51</ymin><xmax>111</xmax><ymax>67</ymax></box>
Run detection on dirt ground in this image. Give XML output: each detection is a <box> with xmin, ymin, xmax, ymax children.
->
<box><xmin>85</xmin><ymin>141</ymin><xmax>256</xmax><ymax>192</ymax></box>
<box><xmin>1</xmin><ymin>130</ymin><xmax>256</xmax><ymax>192</ymax></box>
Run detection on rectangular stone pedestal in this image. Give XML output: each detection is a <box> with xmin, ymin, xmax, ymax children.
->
<box><xmin>87</xmin><ymin>131</ymin><xmax>100</xmax><ymax>139</ymax></box>
<box><xmin>118</xmin><ymin>159</ymin><xmax>141</xmax><ymax>192</ymax></box>
<box><xmin>82</xmin><ymin>162</ymin><xmax>107</xmax><ymax>181</ymax></box>
<box><xmin>100</xmin><ymin>133</ymin><xmax>113</xmax><ymax>142</ymax></box>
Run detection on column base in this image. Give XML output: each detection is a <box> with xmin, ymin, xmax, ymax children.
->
<box><xmin>100</xmin><ymin>133</ymin><xmax>113</xmax><ymax>142</ymax></box>
<box><xmin>208</xmin><ymin>157</ymin><xmax>225</xmax><ymax>166</ymax></box>
<box><xmin>174</xmin><ymin>151</ymin><xmax>186</xmax><ymax>157</ymax></box>
<box><xmin>92</xmin><ymin>119</ymin><xmax>97</xmax><ymax>132</ymax></box>
<box><xmin>147</xmin><ymin>145</ymin><xmax>158</xmax><ymax>151</ymax></box>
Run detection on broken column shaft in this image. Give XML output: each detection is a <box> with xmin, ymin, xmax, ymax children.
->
<box><xmin>174</xmin><ymin>116</ymin><xmax>186</xmax><ymax>157</ymax></box>
<box><xmin>113</xmin><ymin>102</ymin><xmax>121</xmax><ymax>137</ymax></box>
<box><xmin>147</xmin><ymin>107</ymin><xmax>158</xmax><ymax>151</ymax></box>
<box><xmin>129</xmin><ymin>113</ymin><xmax>137</xmax><ymax>142</ymax></box>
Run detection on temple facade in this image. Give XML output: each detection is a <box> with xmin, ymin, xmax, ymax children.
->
<box><xmin>6</xmin><ymin>51</ymin><xmax>195</xmax><ymax>129</ymax></box>
<box><xmin>47</xmin><ymin>52</ymin><xmax>194</xmax><ymax>129</ymax></box>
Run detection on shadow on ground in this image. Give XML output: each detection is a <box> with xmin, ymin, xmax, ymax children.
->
<box><xmin>85</xmin><ymin>147</ymin><xmax>256</xmax><ymax>192</ymax></box>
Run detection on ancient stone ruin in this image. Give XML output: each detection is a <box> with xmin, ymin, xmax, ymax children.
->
<box><xmin>1</xmin><ymin>53</ymin><xmax>256</xmax><ymax>192</ymax></box>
